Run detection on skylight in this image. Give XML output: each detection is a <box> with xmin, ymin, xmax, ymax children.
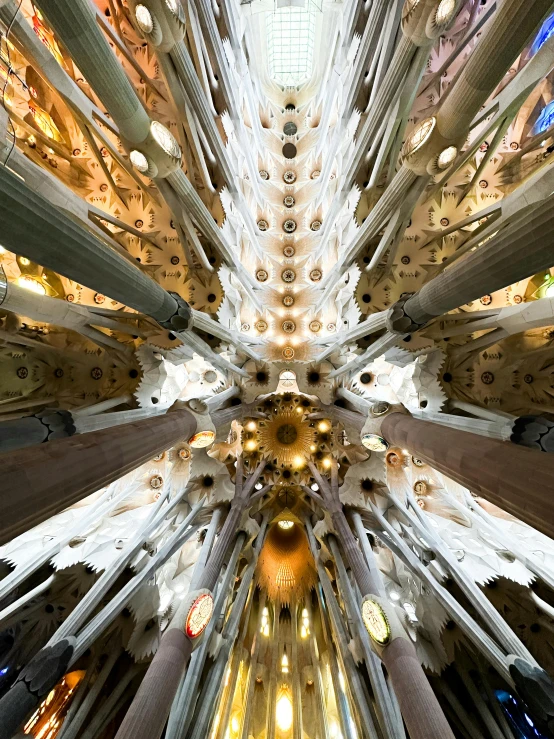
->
<box><xmin>267</xmin><ymin>6</ymin><xmax>316</xmax><ymax>86</ymax></box>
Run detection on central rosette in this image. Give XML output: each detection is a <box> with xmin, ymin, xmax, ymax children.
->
<box><xmin>242</xmin><ymin>394</ymin><xmax>333</xmax><ymax>485</ymax></box>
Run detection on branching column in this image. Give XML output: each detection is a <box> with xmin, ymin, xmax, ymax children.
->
<box><xmin>381</xmin><ymin>412</ymin><xmax>554</xmax><ymax>538</ymax></box>
<box><xmin>306</xmin><ymin>461</ymin><xmax>454</xmax><ymax>739</ymax></box>
<box><xmin>113</xmin><ymin>458</ymin><xmax>267</xmax><ymax>739</ymax></box>
<box><xmin>0</xmin><ymin>408</ymin><xmax>198</xmax><ymax>544</ymax></box>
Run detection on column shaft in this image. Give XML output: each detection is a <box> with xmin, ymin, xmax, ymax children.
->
<box><xmin>403</xmin><ymin>199</ymin><xmax>554</xmax><ymax>326</ymax></box>
<box><xmin>0</xmin><ymin>409</ymin><xmax>196</xmax><ymax>544</ymax></box>
<box><xmin>0</xmin><ymin>165</ymin><xmax>177</xmax><ymax>323</ymax></box>
<box><xmin>382</xmin><ymin>412</ymin><xmax>554</xmax><ymax>538</ymax></box>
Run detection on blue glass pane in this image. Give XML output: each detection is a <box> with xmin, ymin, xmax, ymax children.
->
<box><xmin>495</xmin><ymin>690</ymin><xmax>549</xmax><ymax>738</ymax></box>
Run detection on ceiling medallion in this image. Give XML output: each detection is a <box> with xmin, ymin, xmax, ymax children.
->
<box><xmin>283</xmin><ymin>170</ymin><xmax>296</xmax><ymax>184</ymax></box>
<box><xmin>259</xmin><ymin>170</ymin><xmax>270</xmax><ymax>180</ymax></box>
<box><xmin>481</xmin><ymin>371</ymin><xmax>495</xmax><ymax>385</ymax></box>
<box><xmin>310</xmin><ymin>220</ymin><xmax>321</xmax><ymax>231</ymax></box>
<box><xmin>149</xmin><ymin>474</ymin><xmax>164</xmax><ymax>489</ymax></box>
<box><xmin>283</xmin><ymin>295</ymin><xmax>294</xmax><ymax>307</ymax></box>
<box><xmin>283</xmin><ymin>195</ymin><xmax>295</xmax><ymax>207</ymax></box>
<box><xmin>282</xmin><ymin>320</ymin><xmax>296</xmax><ymax>333</ymax></box>
<box><xmin>413</xmin><ymin>480</ymin><xmax>427</xmax><ymax>495</ymax></box>
<box><xmin>257</xmin><ymin>219</ymin><xmax>269</xmax><ymax>231</ymax></box>
<box><xmin>309</xmin><ymin>269</ymin><xmax>322</xmax><ymax>282</ymax></box>
<box><xmin>283</xmin><ymin>219</ymin><xmax>297</xmax><ymax>233</ymax></box>
<box><xmin>185</xmin><ymin>593</ymin><xmax>214</xmax><ymax>639</ymax></box>
<box><xmin>310</xmin><ymin>170</ymin><xmax>320</xmax><ymax>180</ymax></box>
<box><xmin>282</xmin><ymin>269</ymin><xmax>296</xmax><ymax>283</ymax></box>
<box><xmin>327</xmin><ymin>323</ymin><xmax>336</xmax><ymax>332</ymax></box>
<box><xmin>255</xmin><ymin>404</ymin><xmax>315</xmax><ymax>467</ymax></box>
<box><xmin>241</xmin><ymin>322</ymin><xmax>251</xmax><ymax>331</ymax></box>
<box><xmin>412</xmin><ymin>456</ymin><xmax>424</xmax><ymax>467</ymax></box>
<box><xmin>370</xmin><ymin>401</ymin><xmax>390</xmax><ymax>417</ymax></box>
<box><xmin>282</xmin><ymin>346</ymin><xmax>295</xmax><ymax>360</ymax></box>
<box><xmin>283</xmin><ymin>245</ymin><xmax>295</xmax><ymax>257</ymax></box>
<box><xmin>309</xmin><ymin>320</ymin><xmax>321</xmax><ymax>333</ymax></box>
<box><xmin>256</xmin><ymin>319</ymin><xmax>268</xmax><ymax>332</ymax></box>
<box><xmin>256</xmin><ymin>270</ymin><xmax>269</xmax><ymax>282</ymax></box>
<box><xmin>361</xmin><ymin>599</ymin><xmax>391</xmax><ymax>646</ymax></box>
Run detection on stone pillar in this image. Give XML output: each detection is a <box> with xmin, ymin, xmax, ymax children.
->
<box><xmin>0</xmin><ymin>408</ymin><xmax>198</xmax><ymax>544</ymax></box>
<box><xmin>381</xmin><ymin>412</ymin><xmax>554</xmax><ymax>538</ymax></box>
<box><xmin>34</xmin><ymin>0</ymin><xmax>150</xmax><ymax>144</ymax></box>
<box><xmin>307</xmin><ymin>462</ymin><xmax>454</xmax><ymax>739</ymax></box>
<box><xmin>113</xmin><ymin>460</ymin><xmax>266</xmax><ymax>739</ymax></box>
<box><xmin>395</xmin><ymin>198</ymin><xmax>554</xmax><ymax>330</ymax></box>
<box><xmin>0</xmin><ymin>165</ymin><xmax>184</xmax><ymax>328</ymax></box>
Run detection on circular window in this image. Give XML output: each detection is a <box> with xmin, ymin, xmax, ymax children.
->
<box><xmin>309</xmin><ymin>269</ymin><xmax>322</xmax><ymax>282</ymax></box>
<box><xmin>282</xmin><ymin>320</ymin><xmax>296</xmax><ymax>333</ymax></box>
<box><xmin>282</xmin><ymin>143</ymin><xmax>297</xmax><ymax>159</ymax></box>
<box><xmin>310</xmin><ymin>170</ymin><xmax>320</xmax><ymax>180</ymax></box>
<box><xmin>283</xmin><ymin>122</ymin><xmax>297</xmax><ymax>136</ymax></box>
<box><xmin>282</xmin><ymin>346</ymin><xmax>295</xmax><ymax>360</ymax></box>
<box><xmin>283</xmin><ymin>195</ymin><xmax>295</xmax><ymax>208</ymax></box>
<box><xmin>283</xmin><ymin>219</ymin><xmax>296</xmax><ymax>233</ymax></box>
<box><xmin>259</xmin><ymin>170</ymin><xmax>270</xmax><ymax>180</ymax></box>
<box><xmin>283</xmin><ymin>170</ymin><xmax>296</xmax><ymax>184</ymax></box>
<box><xmin>309</xmin><ymin>320</ymin><xmax>322</xmax><ymax>333</ymax></box>
<box><xmin>256</xmin><ymin>270</ymin><xmax>268</xmax><ymax>282</ymax></box>
<box><xmin>257</xmin><ymin>219</ymin><xmax>269</xmax><ymax>231</ymax></box>
<box><xmin>283</xmin><ymin>295</ymin><xmax>294</xmax><ymax>307</ymax></box>
<box><xmin>256</xmin><ymin>320</ymin><xmax>268</xmax><ymax>332</ymax></box>
<box><xmin>310</xmin><ymin>221</ymin><xmax>321</xmax><ymax>232</ymax></box>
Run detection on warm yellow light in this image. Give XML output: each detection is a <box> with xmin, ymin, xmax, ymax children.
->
<box><xmin>296</xmin><ymin>407</ymin><xmax>303</xmax><ymax>413</ymax></box>
<box><xmin>276</xmin><ymin>694</ymin><xmax>293</xmax><ymax>731</ymax></box>
<box><xmin>245</xmin><ymin>439</ymin><xmax>257</xmax><ymax>451</ymax></box>
<box><xmin>293</xmin><ymin>455</ymin><xmax>304</xmax><ymax>468</ymax></box>
<box><xmin>281</xmin><ymin>653</ymin><xmax>289</xmax><ymax>673</ymax></box>
<box><xmin>310</xmin><ymin>444</ymin><xmax>316</xmax><ymax>452</ymax></box>
<box><xmin>330</xmin><ymin>721</ymin><xmax>341</xmax><ymax>739</ymax></box>
<box><xmin>322</xmin><ymin>457</ymin><xmax>332</xmax><ymax>469</ymax></box>
<box><xmin>318</xmin><ymin>421</ymin><xmax>330</xmax><ymax>432</ymax></box>
<box><xmin>246</xmin><ymin>421</ymin><xmax>257</xmax><ymax>431</ymax></box>
<box><xmin>278</xmin><ymin>520</ymin><xmax>294</xmax><ymax>530</ymax></box>
<box><xmin>300</xmin><ymin>625</ymin><xmax>307</xmax><ymax>638</ymax></box>
<box><xmin>231</xmin><ymin>716</ymin><xmax>240</xmax><ymax>734</ymax></box>
<box><xmin>16</xmin><ymin>275</ymin><xmax>46</xmax><ymax>295</ymax></box>
<box><xmin>19</xmin><ymin>257</ymin><xmax>30</xmax><ymax>266</ymax></box>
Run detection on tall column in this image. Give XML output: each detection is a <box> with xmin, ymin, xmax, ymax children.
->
<box><xmin>307</xmin><ymin>462</ymin><xmax>454</xmax><ymax>739</ymax></box>
<box><xmin>113</xmin><ymin>459</ymin><xmax>266</xmax><ymax>739</ymax></box>
<box><xmin>381</xmin><ymin>412</ymin><xmax>554</xmax><ymax>538</ymax></box>
<box><xmin>0</xmin><ymin>408</ymin><xmax>198</xmax><ymax>544</ymax></box>
<box><xmin>291</xmin><ymin>602</ymin><xmax>303</xmax><ymax>739</ymax></box>
<box><xmin>0</xmin><ymin>165</ymin><xmax>182</xmax><ymax>327</ymax></box>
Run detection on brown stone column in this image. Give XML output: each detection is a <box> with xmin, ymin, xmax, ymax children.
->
<box><xmin>382</xmin><ymin>413</ymin><xmax>554</xmax><ymax>538</ymax></box>
<box><xmin>0</xmin><ymin>409</ymin><xmax>197</xmax><ymax>544</ymax></box>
